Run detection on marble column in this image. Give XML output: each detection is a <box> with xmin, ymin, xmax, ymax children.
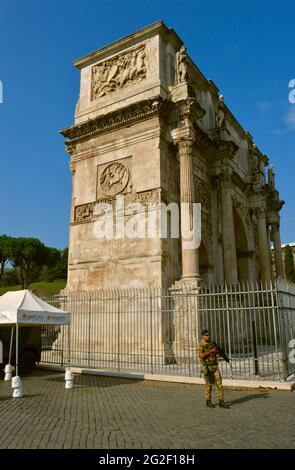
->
<box><xmin>272</xmin><ymin>222</ymin><xmax>284</xmax><ymax>277</ymax></box>
<box><xmin>178</xmin><ymin>138</ymin><xmax>200</xmax><ymax>280</ymax></box>
<box><xmin>219</xmin><ymin>171</ymin><xmax>238</xmax><ymax>284</ymax></box>
<box><xmin>256</xmin><ymin>207</ymin><xmax>272</xmax><ymax>283</ymax></box>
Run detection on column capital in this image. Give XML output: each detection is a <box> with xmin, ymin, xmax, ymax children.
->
<box><xmin>175</xmin><ymin>97</ymin><xmax>206</xmax><ymax>122</ymax></box>
<box><xmin>171</xmin><ymin>126</ymin><xmax>195</xmax><ymax>146</ymax></box>
<box><xmin>177</xmin><ymin>139</ymin><xmax>195</xmax><ymax>156</ymax></box>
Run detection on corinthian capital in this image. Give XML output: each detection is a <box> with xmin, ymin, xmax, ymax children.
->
<box><xmin>176</xmin><ymin>97</ymin><xmax>206</xmax><ymax>122</ymax></box>
<box><xmin>177</xmin><ymin>139</ymin><xmax>194</xmax><ymax>156</ymax></box>
<box><xmin>171</xmin><ymin>126</ymin><xmax>195</xmax><ymax>157</ymax></box>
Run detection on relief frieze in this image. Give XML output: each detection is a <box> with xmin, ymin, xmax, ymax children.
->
<box><xmin>91</xmin><ymin>45</ymin><xmax>147</xmax><ymax>100</ymax></box>
<box><xmin>74</xmin><ymin>189</ymin><xmax>161</xmax><ymax>223</ymax></box>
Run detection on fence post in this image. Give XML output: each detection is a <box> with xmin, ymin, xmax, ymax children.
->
<box><xmin>225</xmin><ymin>284</ymin><xmax>232</xmax><ymax>358</ymax></box>
<box><xmin>150</xmin><ymin>291</ymin><xmax>153</xmax><ymax>374</ymax></box>
<box><xmin>61</xmin><ymin>313</ymin><xmax>65</xmax><ymax>367</ymax></box>
<box><xmin>251</xmin><ymin>320</ymin><xmax>259</xmax><ymax>375</ymax></box>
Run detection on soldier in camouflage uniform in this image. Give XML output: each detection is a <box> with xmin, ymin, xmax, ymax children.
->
<box><xmin>197</xmin><ymin>328</ymin><xmax>230</xmax><ymax>408</ymax></box>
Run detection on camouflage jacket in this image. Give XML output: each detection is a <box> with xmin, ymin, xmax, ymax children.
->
<box><xmin>197</xmin><ymin>338</ymin><xmax>218</xmax><ymax>370</ymax></box>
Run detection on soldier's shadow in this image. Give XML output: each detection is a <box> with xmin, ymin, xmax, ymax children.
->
<box><xmin>228</xmin><ymin>392</ymin><xmax>270</xmax><ymax>406</ymax></box>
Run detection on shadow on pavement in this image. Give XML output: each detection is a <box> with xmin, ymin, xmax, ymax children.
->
<box><xmin>0</xmin><ymin>393</ymin><xmax>44</xmax><ymax>400</ymax></box>
<box><xmin>228</xmin><ymin>392</ymin><xmax>270</xmax><ymax>406</ymax></box>
<box><xmin>44</xmin><ymin>373</ymin><xmax>144</xmax><ymax>388</ymax></box>
<box><xmin>26</xmin><ymin>369</ymin><xmax>59</xmax><ymax>378</ymax></box>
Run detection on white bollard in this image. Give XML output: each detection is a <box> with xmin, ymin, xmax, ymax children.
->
<box><xmin>4</xmin><ymin>364</ymin><xmax>14</xmax><ymax>381</ymax></box>
<box><xmin>13</xmin><ymin>387</ymin><xmax>24</xmax><ymax>398</ymax></box>
<box><xmin>65</xmin><ymin>368</ymin><xmax>74</xmax><ymax>390</ymax></box>
<box><xmin>11</xmin><ymin>376</ymin><xmax>24</xmax><ymax>398</ymax></box>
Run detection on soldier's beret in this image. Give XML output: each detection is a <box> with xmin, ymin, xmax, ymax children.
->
<box><xmin>201</xmin><ymin>328</ymin><xmax>209</xmax><ymax>335</ymax></box>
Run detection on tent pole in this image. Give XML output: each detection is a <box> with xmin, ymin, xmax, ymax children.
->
<box><xmin>15</xmin><ymin>324</ymin><xmax>19</xmax><ymax>376</ymax></box>
<box><xmin>9</xmin><ymin>327</ymin><xmax>14</xmax><ymax>364</ymax></box>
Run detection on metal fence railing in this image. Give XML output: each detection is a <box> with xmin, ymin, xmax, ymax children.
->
<box><xmin>40</xmin><ymin>279</ymin><xmax>295</xmax><ymax>381</ymax></box>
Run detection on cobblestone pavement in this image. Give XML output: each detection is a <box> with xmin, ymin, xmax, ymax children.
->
<box><xmin>0</xmin><ymin>369</ymin><xmax>294</xmax><ymax>449</ymax></box>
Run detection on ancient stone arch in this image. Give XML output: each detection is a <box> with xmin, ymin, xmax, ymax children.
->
<box><xmin>61</xmin><ymin>21</ymin><xmax>284</xmax><ymax>290</ymax></box>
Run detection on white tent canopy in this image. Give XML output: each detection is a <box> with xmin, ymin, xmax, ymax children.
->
<box><xmin>0</xmin><ymin>290</ymin><xmax>72</xmax><ymax>396</ymax></box>
<box><xmin>0</xmin><ymin>289</ymin><xmax>70</xmax><ymax>326</ymax></box>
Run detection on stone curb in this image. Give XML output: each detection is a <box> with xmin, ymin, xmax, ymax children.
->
<box><xmin>37</xmin><ymin>363</ymin><xmax>295</xmax><ymax>391</ymax></box>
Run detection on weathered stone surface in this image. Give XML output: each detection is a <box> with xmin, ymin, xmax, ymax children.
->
<box><xmin>61</xmin><ymin>20</ymin><xmax>284</xmax><ymax>290</ymax></box>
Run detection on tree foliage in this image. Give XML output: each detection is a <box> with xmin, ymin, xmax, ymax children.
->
<box><xmin>0</xmin><ymin>235</ymin><xmax>68</xmax><ymax>289</ymax></box>
<box><xmin>284</xmin><ymin>244</ymin><xmax>295</xmax><ymax>283</ymax></box>
<box><xmin>0</xmin><ymin>235</ymin><xmax>14</xmax><ymax>279</ymax></box>
<box><xmin>10</xmin><ymin>237</ymin><xmax>49</xmax><ymax>289</ymax></box>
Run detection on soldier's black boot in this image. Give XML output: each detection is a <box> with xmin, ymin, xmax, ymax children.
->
<box><xmin>219</xmin><ymin>400</ymin><xmax>230</xmax><ymax>409</ymax></box>
<box><xmin>206</xmin><ymin>400</ymin><xmax>215</xmax><ymax>408</ymax></box>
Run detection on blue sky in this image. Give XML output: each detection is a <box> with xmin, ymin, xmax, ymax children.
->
<box><xmin>0</xmin><ymin>0</ymin><xmax>294</xmax><ymax>248</ymax></box>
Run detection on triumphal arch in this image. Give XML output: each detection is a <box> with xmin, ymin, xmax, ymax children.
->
<box><xmin>61</xmin><ymin>21</ymin><xmax>284</xmax><ymax>290</ymax></box>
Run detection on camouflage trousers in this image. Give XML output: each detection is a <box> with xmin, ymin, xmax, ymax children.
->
<box><xmin>204</xmin><ymin>368</ymin><xmax>224</xmax><ymax>401</ymax></box>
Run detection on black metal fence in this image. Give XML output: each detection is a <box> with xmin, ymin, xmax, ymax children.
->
<box><xmin>40</xmin><ymin>279</ymin><xmax>295</xmax><ymax>381</ymax></box>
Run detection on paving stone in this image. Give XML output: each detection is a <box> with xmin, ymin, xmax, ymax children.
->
<box><xmin>0</xmin><ymin>369</ymin><xmax>294</xmax><ymax>449</ymax></box>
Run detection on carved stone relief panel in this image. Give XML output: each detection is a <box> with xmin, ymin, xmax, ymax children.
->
<box><xmin>91</xmin><ymin>44</ymin><xmax>147</xmax><ymax>100</ymax></box>
<box><xmin>97</xmin><ymin>157</ymin><xmax>132</xmax><ymax>200</ymax></box>
<box><xmin>74</xmin><ymin>188</ymin><xmax>161</xmax><ymax>223</ymax></box>
<box><xmin>100</xmin><ymin>162</ymin><xmax>129</xmax><ymax>196</ymax></box>
<box><xmin>75</xmin><ymin>202</ymin><xmax>96</xmax><ymax>223</ymax></box>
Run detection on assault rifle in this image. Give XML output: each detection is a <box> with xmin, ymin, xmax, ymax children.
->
<box><xmin>200</xmin><ymin>341</ymin><xmax>233</xmax><ymax>380</ymax></box>
<box><xmin>211</xmin><ymin>341</ymin><xmax>232</xmax><ymax>367</ymax></box>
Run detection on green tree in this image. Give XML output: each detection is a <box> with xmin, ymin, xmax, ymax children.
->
<box><xmin>39</xmin><ymin>247</ymin><xmax>68</xmax><ymax>282</ymax></box>
<box><xmin>10</xmin><ymin>237</ymin><xmax>48</xmax><ymax>289</ymax></box>
<box><xmin>58</xmin><ymin>247</ymin><xmax>68</xmax><ymax>279</ymax></box>
<box><xmin>284</xmin><ymin>244</ymin><xmax>295</xmax><ymax>283</ymax></box>
<box><xmin>0</xmin><ymin>267</ymin><xmax>19</xmax><ymax>287</ymax></box>
<box><xmin>0</xmin><ymin>235</ymin><xmax>14</xmax><ymax>280</ymax></box>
